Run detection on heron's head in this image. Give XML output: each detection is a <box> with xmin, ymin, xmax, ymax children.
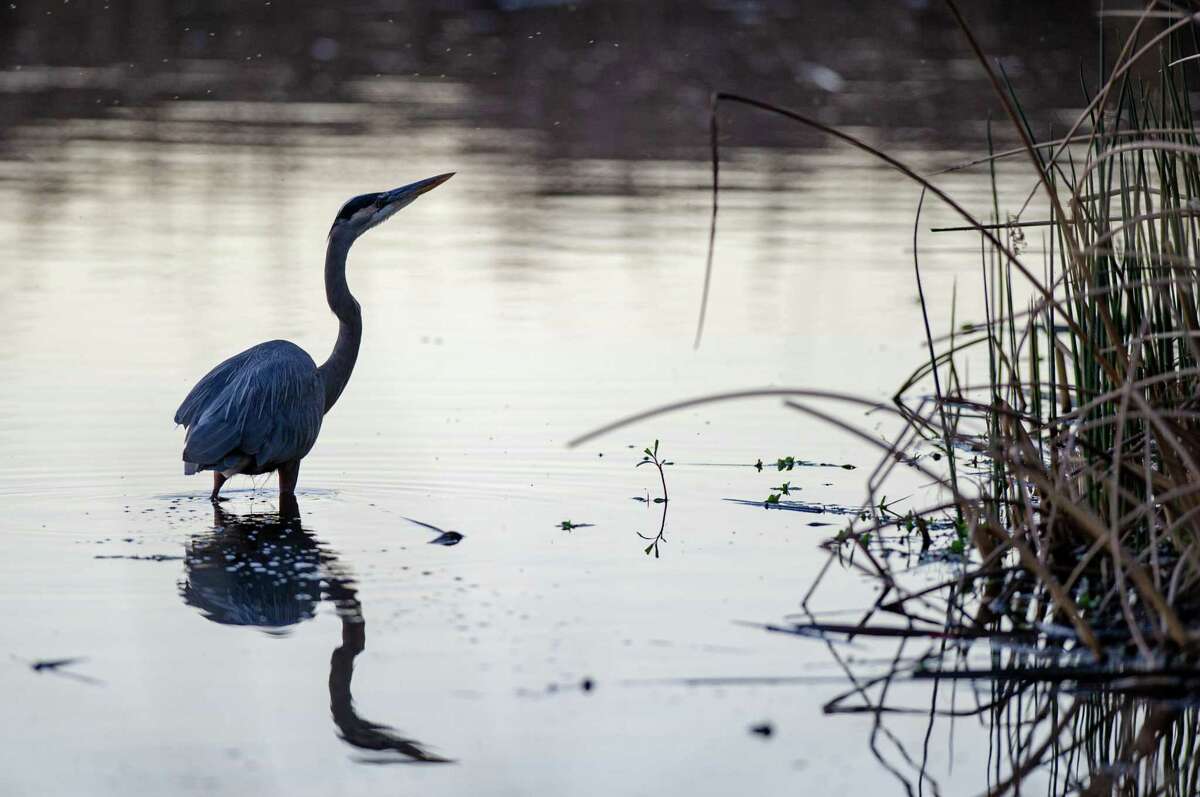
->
<box><xmin>331</xmin><ymin>172</ymin><xmax>454</xmax><ymax>239</ymax></box>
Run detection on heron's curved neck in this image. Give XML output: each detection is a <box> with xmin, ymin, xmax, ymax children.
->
<box><xmin>318</xmin><ymin>230</ymin><xmax>362</xmax><ymax>414</ymax></box>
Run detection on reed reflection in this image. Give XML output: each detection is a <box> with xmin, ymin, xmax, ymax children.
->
<box><xmin>179</xmin><ymin>495</ymin><xmax>451</xmax><ymax>764</ymax></box>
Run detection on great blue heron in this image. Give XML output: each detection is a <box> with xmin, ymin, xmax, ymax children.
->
<box><xmin>174</xmin><ymin>173</ymin><xmax>453</xmax><ymax>500</ymax></box>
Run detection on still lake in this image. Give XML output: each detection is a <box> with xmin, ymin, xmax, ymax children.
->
<box><xmin>0</xmin><ymin>3</ymin><xmax>1095</xmax><ymax>793</ymax></box>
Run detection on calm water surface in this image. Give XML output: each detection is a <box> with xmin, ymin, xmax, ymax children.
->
<box><xmin>0</xmin><ymin>3</ymin><xmax>1101</xmax><ymax>793</ymax></box>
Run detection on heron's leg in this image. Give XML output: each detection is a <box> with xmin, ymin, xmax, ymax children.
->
<box><xmin>210</xmin><ymin>472</ymin><xmax>228</xmax><ymax>503</ymax></box>
<box><xmin>278</xmin><ymin>460</ymin><xmax>301</xmax><ymax>496</ymax></box>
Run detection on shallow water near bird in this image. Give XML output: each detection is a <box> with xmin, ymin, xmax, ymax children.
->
<box><xmin>0</xmin><ymin>3</ymin><xmax>1109</xmax><ymax>794</ymax></box>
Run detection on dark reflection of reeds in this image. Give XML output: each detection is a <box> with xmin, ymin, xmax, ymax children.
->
<box><xmin>806</xmin><ymin>627</ymin><xmax>1200</xmax><ymax>796</ymax></box>
<box><xmin>997</xmin><ymin>691</ymin><xmax>1200</xmax><ymax>795</ymax></box>
<box><xmin>179</xmin><ymin>496</ymin><xmax>451</xmax><ymax>764</ymax></box>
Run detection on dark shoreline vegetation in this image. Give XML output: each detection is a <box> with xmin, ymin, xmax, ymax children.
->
<box><xmin>573</xmin><ymin>3</ymin><xmax>1200</xmax><ymax>793</ymax></box>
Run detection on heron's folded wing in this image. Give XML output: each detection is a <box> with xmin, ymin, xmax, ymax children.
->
<box><xmin>178</xmin><ymin>341</ymin><xmax>324</xmax><ymax>470</ymax></box>
<box><xmin>174</xmin><ymin>348</ymin><xmax>256</xmax><ymax>428</ymax></box>
<box><xmin>238</xmin><ymin>359</ymin><xmax>325</xmax><ymax>468</ymax></box>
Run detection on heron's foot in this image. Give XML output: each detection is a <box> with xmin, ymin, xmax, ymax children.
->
<box><xmin>209</xmin><ymin>494</ymin><xmax>229</xmax><ymax>503</ymax></box>
<box><xmin>210</xmin><ymin>472</ymin><xmax>229</xmax><ymax>503</ymax></box>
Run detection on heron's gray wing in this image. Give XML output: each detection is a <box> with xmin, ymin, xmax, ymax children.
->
<box><xmin>178</xmin><ymin>340</ymin><xmax>325</xmax><ymax>472</ymax></box>
<box><xmin>174</xmin><ymin>347</ymin><xmax>256</xmax><ymax>428</ymax></box>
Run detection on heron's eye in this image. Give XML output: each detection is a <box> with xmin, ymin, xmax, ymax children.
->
<box><xmin>336</xmin><ymin>193</ymin><xmax>378</xmax><ymax>221</ymax></box>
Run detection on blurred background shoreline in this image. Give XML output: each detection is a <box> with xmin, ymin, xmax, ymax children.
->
<box><xmin>2</xmin><ymin>0</ymin><xmax>1104</xmax><ymax>164</ymax></box>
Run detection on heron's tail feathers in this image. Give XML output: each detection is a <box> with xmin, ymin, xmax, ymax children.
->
<box><xmin>184</xmin><ymin>461</ymin><xmax>198</xmax><ymax>476</ymax></box>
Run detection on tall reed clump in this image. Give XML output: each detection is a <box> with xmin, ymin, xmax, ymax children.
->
<box><xmin>576</xmin><ymin>5</ymin><xmax>1200</xmax><ymax>663</ymax></box>
<box><xmin>566</xmin><ymin>4</ymin><xmax>1200</xmax><ymax>791</ymax></box>
<box><xmin>755</xmin><ymin>6</ymin><xmax>1200</xmax><ymax>792</ymax></box>
<box><xmin>844</xmin><ymin>6</ymin><xmax>1200</xmax><ymax>663</ymax></box>
<box><xmin>738</xmin><ymin>10</ymin><xmax>1200</xmax><ymax>788</ymax></box>
<box><xmin>682</xmin><ymin>5</ymin><xmax>1200</xmax><ymax>667</ymax></box>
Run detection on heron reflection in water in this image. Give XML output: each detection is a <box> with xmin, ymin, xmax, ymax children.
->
<box><xmin>179</xmin><ymin>495</ymin><xmax>451</xmax><ymax>763</ymax></box>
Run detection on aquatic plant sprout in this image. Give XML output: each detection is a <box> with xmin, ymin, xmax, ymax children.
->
<box><xmin>636</xmin><ymin>440</ymin><xmax>670</xmax><ymax>557</ymax></box>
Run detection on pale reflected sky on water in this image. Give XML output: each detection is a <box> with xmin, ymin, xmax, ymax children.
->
<box><xmin>0</xmin><ymin>2</ymin><xmax>1105</xmax><ymax>794</ymax></box>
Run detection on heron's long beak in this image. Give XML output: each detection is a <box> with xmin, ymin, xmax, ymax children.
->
<box><xmin>360</xmin><ymin>172</ymin><xmax>454</xmax><ymax>232</ymax></box>
<box><xmin>381</xmin><ymin>172</ymin><xmax>455</xmax><ymax>206</ymax></box>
